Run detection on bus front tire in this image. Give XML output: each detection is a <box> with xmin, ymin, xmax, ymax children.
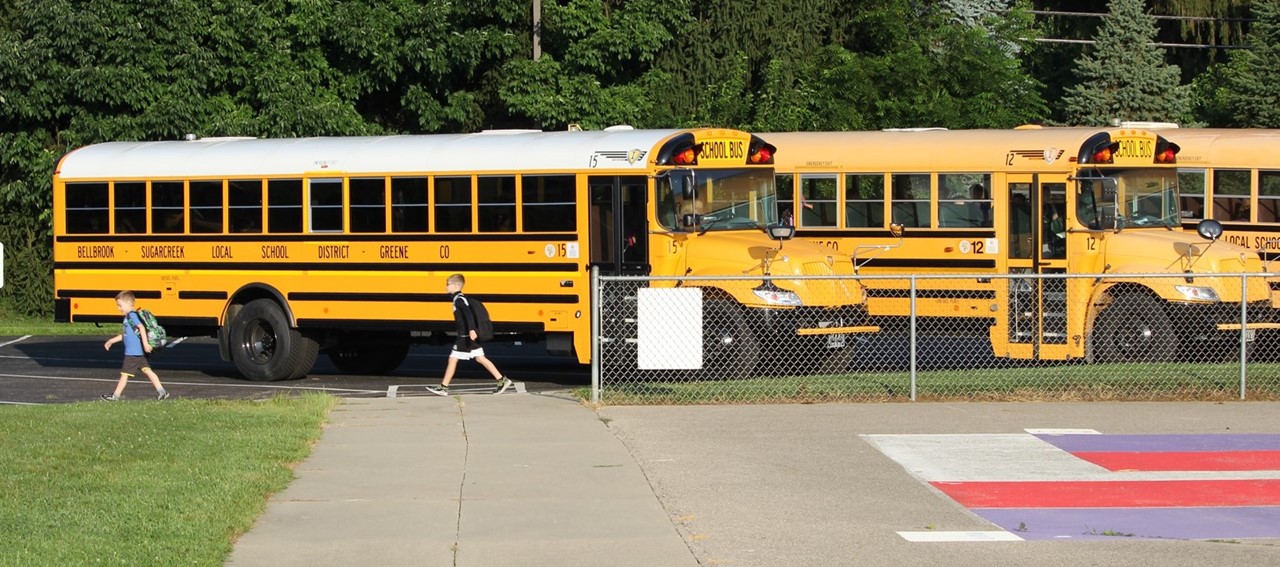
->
<box><xmin>699</xmin><ymin>299</ymin><xmax>760</xmax><ymax>380</ymax></box>
<box><xmin>229</xmin><ymin>299</ymin><xmax>314</xmax><ymax>382</ymax></box>
<box><xmin>1089</xmin><ymin>293</ymin><xmax>1177</xmax><ymax>363</ymax></box>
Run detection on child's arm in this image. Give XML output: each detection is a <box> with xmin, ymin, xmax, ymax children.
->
<box><xmin>136</xmin><ymin>324</ymin><xmax>152</xmax><ymax>353</ymax></box>
<box><xmin>104</xmin><ymin>334</ymin><xmax>123</xmax><ymax>350</ymax></box>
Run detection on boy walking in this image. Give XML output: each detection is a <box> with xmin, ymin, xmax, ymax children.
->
<box><xmin>428</xmin><ymin>274</ymin><xmax>512</xmax><ymax>396</ymax></box>
<box><xmin>101</xmin><ymin>290</ymin><xmax>170</xmax><ymax>401</ymax></box>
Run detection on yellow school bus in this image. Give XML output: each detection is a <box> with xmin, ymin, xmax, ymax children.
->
<box><xmin>763</xmin><ymin>127</ymin><xmax>1271</xmax><ymax>362</ymax></box>
<box><xmin>1163</xmin><ymin>128</ymin><xmax>1280</xmax><ymax>308</ymax></box>
<box><xmin>53</xmin><ymin>128</ymin><xmax>871</xmax><ymax>381</ymax></box>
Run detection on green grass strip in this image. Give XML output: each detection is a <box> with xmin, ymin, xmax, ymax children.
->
<box><xmin>0</xmin><ymin>394</ymin><xmax>336</xmax><ymax>566</ymax></box>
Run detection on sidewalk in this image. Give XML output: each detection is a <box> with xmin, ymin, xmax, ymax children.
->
<box><xmin>225</xmin><ymin>392</ymin><xmax>697</xmax><ymax>567</ymax></box>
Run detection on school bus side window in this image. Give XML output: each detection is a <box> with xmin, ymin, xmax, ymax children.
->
<box><xmin>228</xmin><ymin>179</ymin><xmax>264</xmax><ymax>233</ymax></box>
<box><xmin>189</xmin><ymin>180</ymin><xmax>225</xmax><ymax>233</ymax></box>
<box><xmin>1212</xmin><ymin>170</ymin><xmax>1250</xmax><ymax>222</ymax></box>
<box><xmin>350</xmin><ymin>177</ymin><xmax>387</xmax><ymax>233</ymax></box>
<box><xmin>478</xmin><ymin>176</ymin><xmax>516</xmax><ymax>232</ymax></box>
<box><xmin>151</xmin><ymin>181</ymin><xmax>185</xmax><ymax>234</ymax></box>
<box><xmin>844</xmin><ymin>174</ymin><xmax>884</xmax><ymax>228</ymax></box>
<box><xmin>268</xmin><ymin>179</ymin><xmax>303</xmax><ymax>233</ymax></box>
<box><xmin>799</xmin><ymin>174</ymin><xmax>837</xmax><ymax>227</ymax></box>
<box><xmin>774</xmin><ymin>173</ymin><xmax>795</xmax><ymax>225</ymax></box>
<box><xmin>65</xmin><ymin>182</ymin><xmax>110</xmax><ymax>234</ymax></box>
<box><xmin>391</xmin><ymin>177</ymin><xmax>429</xmax><ymax>232</ymax></box>
<box><xmin>1177</xmin><ymin>169</ymin><xmax>1206</xmax><ymax>220</ymax></box>
<box><xmin>890</xmin><ymin>173</ymin><xmax>930</xmax><ymax>228</ymax></box>
<box><xmin>435</xmin><ymin>176</ymin><xmax>472</xmax><ymax>232</ymax></box>
<box><xmin>522</xmin><ymin>175</ymin><xmax>576</xmax><ymax>232</ymax></box>
<box><xmin>114</xmin><ymin>181</ymin><xmax>146</xmax><ymax>234</ymax></box>
<box><xmin>937</xmin><ymin>174</ymin><xmax>990</xmax><ymax>228</ymax></box>
<box><xmin>309</xmin><ymin>178</ymin><xmax>343</xmax><ymax>232</ymax></box>
<box><xmin>1259</xmin><ymin>171</ymin><xmax>1280</xmax><ymax>223</ymax></box>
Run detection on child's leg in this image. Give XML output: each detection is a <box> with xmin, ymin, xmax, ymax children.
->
<box><xmin>112</xmin><ymin>373</ymin><xmax>130</xmax><ymax>397</ymax></box>
<box><xmin>441</xmin><ymin>357</ymin><xmax>460</xmax><ymax>386</ymax></box>
<box><xmin>141</xmin><ymin>366</ymin><xmax>165</xmax><ymax>393</ymax></box>
<box><xmin>474</xmin><ymin>355</ymin><xmax>504</xmax><ymax>380</ymax></box>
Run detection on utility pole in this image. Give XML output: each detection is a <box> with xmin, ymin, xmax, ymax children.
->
<box><xmin>533</xmin><ymin>0</ymin><xmax>542</xmax><ymax>60</ymax></box>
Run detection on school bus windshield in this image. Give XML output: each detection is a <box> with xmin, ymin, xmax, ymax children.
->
<box><xmin>658</xmin><ymin>168</ymin><xmax>778</xmax><ymax>231</ymax></box>
<box><xmin>1076</xmin><ymin>168</ymin><xmax>1179</xmax><ymax>230</ymax></box>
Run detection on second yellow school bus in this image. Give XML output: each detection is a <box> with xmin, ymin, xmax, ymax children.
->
<box><xmin>764</xmin><ymin>127</ymin><xmax>1271</xmax><ymax>362</ymax></box>
<box><xmin>53</xmin><ymin>128</ymin><xmax>872</xmax><ymax>381</ymax></box>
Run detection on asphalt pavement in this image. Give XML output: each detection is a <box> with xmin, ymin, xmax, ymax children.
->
<box><xmin>226</xmin><ymin>395</ymin><xmax>1280</xmax><ymax>567</ymax></box>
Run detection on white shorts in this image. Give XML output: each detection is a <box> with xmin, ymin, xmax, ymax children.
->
<box><xmin>450</xmin><ymin>346</ymin><xmax>486</xmax><ymax>361</ymax></box>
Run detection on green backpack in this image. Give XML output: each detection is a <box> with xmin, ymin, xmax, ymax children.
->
<box><xmin>130</xmin><ymin>309</ymin><xmax>168</xmax><ymax>351</ymax></box>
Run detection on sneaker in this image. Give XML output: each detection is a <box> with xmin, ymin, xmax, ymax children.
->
<box><xmin>494</xmin><ymin>376</ymin><xmax>512</xmax><ymax>395</ymax></box>
<box><xmin>427</xmin><ymin>385</ymin><xmax>450</xmax><ymax>397</ymax></box>
<box><xmin>156</xmin><ymin>390</ymin><xmax>170</xmax><ymax>400</ymax></box>
<box><xmin>100</xmin><ymin>394</ymin><xmax>120</xmax><ymax>401</ymax></box>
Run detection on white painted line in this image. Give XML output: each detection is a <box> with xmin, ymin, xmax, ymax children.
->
<box><xmin>0</xmin><ymin>400</ymin><xmax>40</xmax><ymax>405</ymax></box>
<box><xmin>1024</xmin><ymin>428</ymin><xmax>1100</xmax><ymax>435</ymax></box>
<box><xmin>163</xmin><ymin>337</ymin><xmax>188</xmax><ymax>348</ymax></box>
<box><xmin>862</xmin><ymin>434</ymin><xmax>1106</xmax><ymax>482</ymax></box>
<box><xmin>0</xmin><ymin>335</ymin><xmax>32</xmax><ymax>348</ymax></box>
<box><xmin>898</xmin><ymin>531</ymin><xmax>1022</xmax><ymax>543</ymax></box>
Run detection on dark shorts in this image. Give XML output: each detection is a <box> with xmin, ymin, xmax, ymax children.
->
<box><xmin>121</xmin><ymin>354</ymin><xmax>151</xmax><ymax>376</ymax></box>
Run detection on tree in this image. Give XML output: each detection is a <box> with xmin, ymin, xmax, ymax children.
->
<box><xmin>1211</xmin><ymin>0</ymin><xmax>1280</xmax><ymax>127</ymax></box>
<box><xmin>1060</xmin><ymin>0</ymin><xmax>1193</xmax><ymax>126</ymax></box>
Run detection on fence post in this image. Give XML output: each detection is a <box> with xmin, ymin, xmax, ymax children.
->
<box><xmin>1240</xmin><ymin>273</ymin><xmax>1248</xmax><ymax>401</ymax></box>
<box><xmin>591</xmin><ymin>266</ymin><xmax>601</xmax><ymax>405</ymax></box>
<box><xmin>910</xmin><ymin>275</ymin><xmax>918</xmax><ymax>401</ymax></box>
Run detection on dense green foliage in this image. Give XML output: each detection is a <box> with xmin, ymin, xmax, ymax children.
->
<box><xmin>1200</xmin><ymin>0</ymin><xmax>1280</xmax><ymax>127</ymax></box>
<box><xmin>1</xmin><ymin>1</ymin><xmax>1277</xmax><ymax>317</ymax></box>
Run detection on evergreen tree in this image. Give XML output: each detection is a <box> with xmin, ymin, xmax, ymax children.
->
<box><xmin>1215</xmin><ymin>0</ymin><xmax>1280</xmax><ymax>127</ymax></box>
<box><xmin>1061</xmin><ymin>0</ymin><xmax>1193</xmax><ymax>126</ymax></box>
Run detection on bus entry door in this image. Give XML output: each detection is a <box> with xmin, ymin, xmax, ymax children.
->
<box><xmin>1002</xmin><ymin>174</ymin><xmax>1071</xmax><ymax>360</ymax></box>
<box><xmin>588</xmin><ymin>176</ymin><xmax>649</xmax><ymax>276</ymax></box>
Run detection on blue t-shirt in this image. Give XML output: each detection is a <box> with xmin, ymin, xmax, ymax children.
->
<box><xmin>121</xmin><ymin>312</ymin><xmax>145</xmax><ymax>356</ymax></box>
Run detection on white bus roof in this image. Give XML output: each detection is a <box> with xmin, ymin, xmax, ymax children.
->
<box><xmin>56</xmin><ymin>129</ymin><xmax>700</xmax><ymax>179</ymax></box>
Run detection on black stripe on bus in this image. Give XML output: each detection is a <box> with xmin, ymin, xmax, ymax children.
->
<box><xmin>52</xmin><ymin>262</ymin><xmax>581</xmax><ymax>272</ymax></box>
<box><xmin>796</xmin><ymin>229</ymin><xmax>996</xmax><ymax>239</ymax></box>
<box><xmin>58</xmin><ymin>289</ymin><xmax>162</xmax><ymax>299</ymax></box>
<box><xmin>178</xmin><ymin>291</ymin><xmax>230</xmax><ymax>300</ymax></box>
<box><xmin>287</xmin><ymin>292</ymin><xmax>580</xmax><ymax>304</ymax></box>
<box><xmin>858</xmin><ymin>258</ymin><xmax>997</xmax><ymax>269</ymax></box>
<box><xmin>55</xmin><ymin>233</ymin><xmax>580</xmax><ymax>243</ymax></box>
<box><xmin>867</xmin><ymin>288</ymin><xmax>996</xmax><ymax>300</ymax></box>
<box><xmin>72</xmin><ymin>315</ymin><xmax>219</xmax><ymax>327</ymax></box>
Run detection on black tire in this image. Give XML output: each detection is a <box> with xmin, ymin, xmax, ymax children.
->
<box><xmin>229</xmin><ymin>299</ymin><xmax>312</xmax><ymax>381</ymax></box>
<box><xmin>329</xmin><ymin>338</ymin><xmax>411</xmax><ymax>375</ymax></box>
<box><xmin>1089</xmin><ymin>293</ymin><xmax>1178</xmax><ymax>363</ymax></box>
<box><xmin>697</xmin><ymin>299</ymin><xmax>760</xmax><ymax>380</ymax></box>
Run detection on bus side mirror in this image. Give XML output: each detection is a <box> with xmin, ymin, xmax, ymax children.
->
<box><xmin>765</xmin><ymin>223</ymin><xmax>795</xmax><ymax>241</ymax></box>
<box><xmin>1196</xmin><ymin>218</ymin><xmax>1223</xmax><ymax>241</ymax></box>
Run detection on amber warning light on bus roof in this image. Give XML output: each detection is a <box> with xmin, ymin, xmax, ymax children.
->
<box><xmin>1154</xmin><ymin>139</ymin><xmax>1179</xmax><ymax>164</ymax></box>
<box><xmin>748</xmin><ymin>139</ymin><xmax>776</xmax><ymax>164</ymax></box>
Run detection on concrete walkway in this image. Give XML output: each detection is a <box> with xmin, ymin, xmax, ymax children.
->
<box><xmin>226</xmin><ymin>393</ymin><xmax>697</xmax><ymax>567</ymax></box>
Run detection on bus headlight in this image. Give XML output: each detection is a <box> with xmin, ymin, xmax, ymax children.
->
<box><xmin>753</xmin><ymin>283</ymin><xmax>803</xmax><ymax>306</ymax></box>
<box><xmin>1174</xmin><ymin>285</ymin><xmax>1220</xmax><ymax>302</ymax></box>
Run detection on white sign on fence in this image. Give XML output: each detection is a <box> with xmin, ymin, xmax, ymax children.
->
<box><xmin>637</xmin><ymin>287</ymin><xmax>702</xmax><ymax>369</ymax></box>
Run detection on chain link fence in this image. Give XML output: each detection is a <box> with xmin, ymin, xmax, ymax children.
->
<box><xmin>591</xmin><ymin>271</ymin><xmax>1280</xmax><ymax>404</ymax></box>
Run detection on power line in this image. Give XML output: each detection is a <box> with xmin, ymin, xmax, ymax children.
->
<box><xmin>1029</xmin><ymin>10</ymin><xmax>1252</xmax><ymax>23</ymax></box>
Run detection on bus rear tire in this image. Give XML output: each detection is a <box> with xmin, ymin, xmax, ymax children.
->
<box><xmin>229</xmin><ymin>299</ymin><xmax>313</xmax><ymax>382</ymax></box>
<box><xmin>1089</xmin><ymin>293</ymin><xmax>1177</xmax><ymax>363</ymax></box>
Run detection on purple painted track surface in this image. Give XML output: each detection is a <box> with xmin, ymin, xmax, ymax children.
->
<box><xmin>975</xmin><ymin>506</ymin><xmax>1280</xmax><ymax>541</ymax></box>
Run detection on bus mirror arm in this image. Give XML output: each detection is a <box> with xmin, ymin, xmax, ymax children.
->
<box><xmin>851</xmin><ymin>223</ymin><xmax>905</xmax><ymax>274</ymax></box>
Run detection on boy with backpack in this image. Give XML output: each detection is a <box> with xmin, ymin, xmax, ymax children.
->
<box><xmin>428</xmin><ymin>274</ymin><xmax>512</xmax><ymax>396</ymax></box>
<box><xmin>100</xmin><ymin>290</ymin><xmax>170</xmax><ymax>401</ymax></box>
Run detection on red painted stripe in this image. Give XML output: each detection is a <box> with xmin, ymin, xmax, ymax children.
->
<box><xmin>1073</xmin><ymin>450</ymin><xmax>1280</xmax><ymax>472</ymax></box>
<box><xmin>931</xmin><ymin>480</ymin><xmax>1280</xmax><ymax>508</ymax></box>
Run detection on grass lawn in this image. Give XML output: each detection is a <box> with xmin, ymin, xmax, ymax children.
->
<box><xmin>0</xmin><ymin>394</ymin><xmax>336</xmax><ymax>566</ymax></box>
<box><xmin>0</xmin><ymin>309</ymin><xmax>107</xmax><ymax>336</ymax></box>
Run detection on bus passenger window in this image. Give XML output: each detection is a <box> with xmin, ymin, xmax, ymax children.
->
<box><xmin>151</xmin><ymin>181</ymin><xmax>185</xmax><ymax>234</ymax></box>
<box><xmin>799</xmin><ymin>174</ymin><xmax>837</xmax><ymax>227</ymax></box>
<box><xmin>268</xmin><ymin>179</ymin><xmax>303</xmax><ymax>233</ymax></box>
<box><xmin>1177</xmin><ymin>169</ymin><xmax>1206</xmax><ymax>220</ymax></box>
<box><xmin>391</xmin><ymin>177</ymin><xmax>428</xmax><ymax>232</ymax></box>
<box><xmin>938</xmin><ymin>174</ymin><xmax>991</xmax><ymax>228</ymax></box>
<box><xmin>114</xmin><ymin>181</ymin><xmax>147</xmax><ymax>234</ymax></box>
<box><xmin>1008</xmin><ymin>189</ymin><xmax>1033</xmax><ymax>259</ymax></box>
<box><xmin>1259</xmin><ymin>171</ymin><xmax>1280</xmax><ymax>223</ymax></box>
<box><xmin>522</xmin><ymin>175</ymin><xmax>576</xmax><ymax>232</ymax></box>
<box><xmin>844</xmin><ymin>173</ymin><xmax>884</xmax><ymax>228</ymax></box>
<box><xmin>349</xmin><ymin>177</ymin><xmax>387</xmax><ymax>233</ymax></box>
<box><xmin>228</xmin><ymin>179</ymin><xmax>263</xmax><ymax>233</ymax></box>
<box><xmin>309</xmin><ymin>179</ymin><xmax>343</xmax><ymax>232</ymax></box>
<box><xmin>189</xmin><ymin>180</ymin><xmax>224</xmax><ymax>233</ymax></box>
<box><xmin>890</xmin><ymin>173</ymin><xmax>930</xmax><ymax>228</ymax></box>
<box><xmin>65</xmin><ymin>182</ymin><xmax>110</xmax><ymax>234</ymax></box>
<box><xmin>435</xmin><ymin>176</ymin><xmax>472</xmax><ymax>232</ymax></box>
<box><xmin>1212</xmin><ymin>170</ymin><xmax>1250</xmax><ymax>222</ymax></box>
<box><xmin>774</xmin><ymin>173</ymin><xmax>795</xmax><ymax>226</ymax></box>
<box><xmin>478</xmin><ymin>176</ymin><xmax>516</xmax><ymax>232</ymax></box>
